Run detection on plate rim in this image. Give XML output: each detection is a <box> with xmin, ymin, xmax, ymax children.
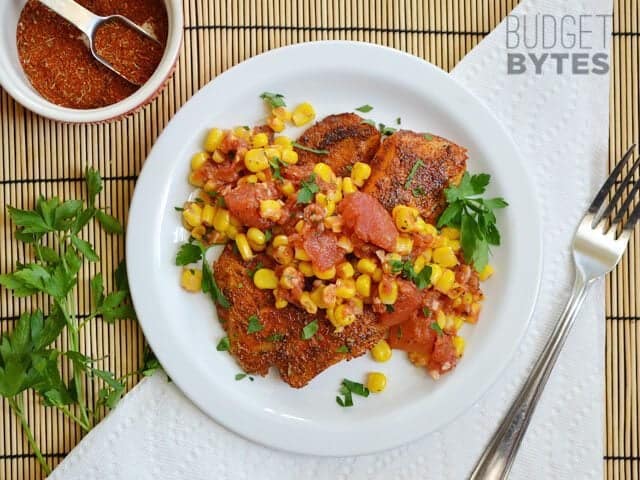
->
<box><xmin>126</xmin><ymin>40</ymin><xmax>543</xmax><ymax>456</ymax></box>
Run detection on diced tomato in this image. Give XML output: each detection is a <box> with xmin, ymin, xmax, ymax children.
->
<box><xmin>428</xmin><ymin>334</ymin><xmax>458</xmax><ymax>373</ymax></box>
<box><xmin>378</xmin><ymin>279</ymin><xmax>421</xmax><ymax>327</ymax></box>
<box><xmin>224</xmin><ymin>182</ymin><xmax>279</xmax><ymax>229</ymax></box>
<box><xmin>338</xmin><ymin>192</ymin><xmax>398</xmax><ymax>251</ymax></box>
<box><xmin>388</xmin><ymin>313</ymin><xmax>436</xmax><ymax>355</ymax></box>
<box><xmin>302</xmin><ymin>231</ymin><xmax>344</xmax><ymax>271</ymax></box>
<box><xmin>283</xmin><ymin>164</ymin><xmax>314</xmax><ymax>183</ymax></box>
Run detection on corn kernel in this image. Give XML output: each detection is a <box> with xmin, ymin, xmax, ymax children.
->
<box><xmin>298</xmin><ymin>261</ymin><xmax>314</xmax><ymax>277</ymax></box>
<box><xmin>252</xmin><ymin>132</ymin><xmax>269</xmax><ymax>148</ymax></box>
<box><xmin>299</xmin><ymin>292</ymin><xmax>318</xmax><ymax>314</ymax></box>
<box><xmin>190</xmin><ymin>225</ymin><xmax>206</xmax><ymax>240</ymax></box>
<box><xmin>325</xmin><ymin>201</ymin><xmax>336</xmax><ymax>216</ymax></box>
<box><xmin>244</xmin><ymin>148</ymin><xmax>269</xmax><ymax>172</ymax></box>
<box><xmin>282</xmin><ymin>149</ymin><xmax>298</xmax><ymax>165</ymax></box>
<box><xmin>309</xmin><ymin>287</ymin><xmax>325</xmax><ymax>308</ymax></box>
<box><xmin>433</xmin><ymin>246</ymin><xmax>458</xmax><ymax>268</ymax></box>
<box><xmin>436</xmin><ymin>310</ymin><xmax>447</xmax><ymax>329</ymax></box>
<box><xmin>372</xmin><ymin>267</ymin><xmax>383</xmax><ymax>283</ymax></box>
<box><xmin>371</xmin><ymin>339</ymin><xmax>392</xmax><ymax>362</ymax></box>
<box><xmin>279</xmin><ymin>266</ymin><xmax>299</xmax><ymax>289</ymax></box>
<box><xmin>313</xmin><ymin>162</ymin><xmax>336</xmax><ymax>183</ymax></box>
<box><xmin>378</xmin><ymin>278</ymin><xmax>398</xmax><ymax>304</ymax></box>
<box><xmin>235</xmin><ymin>234</ymin><xmax>254</xmax><ymax>261</ymax></box>
<box><xmin>342</xmin><ymin>177</ymin><xmax>357</xmax><ymax>194</ymax></box>
<box><xmin>324</xmin><ymin>215</ymin><xmax>343</xmax><ymax>233</ymax></box>
<box><xmin>212</xmin><ymin>208</ymin><xmax>230</xmax><ymax>232</ymax></box>
<box><xmin>225</xmin><ymin>224</ymin><xmax>239</xmax><ymax>240</ymax></box>
<box><xmin>242</xmin><ymin>174</ymin><xmax>258</xmax><ymax>184</ymax></box>
<box><xmin>203</xmin><ymin>128</ymin><xmax>224</xmax><ymax>152</ymax></box>
<box><xmin>429</xmin><ymin>263</ymin><xmax>442</xmax><ymax>285</ymax></box>
<box><xmin>355</xmin><ymin>274</ymin><xmax>372</xmax><ymax>297</ymax></box>
<box><xmin>394</xmin><ymin>235</ymin><xmax>414</xmax><ymax>255</ymax></box>
<box><xmin>183</xmin><ymin>203</ymin><xmax>202</xmax><ymax>228</ymax></box>
<box><xmin>233</xmin><ymin>126</ymin><xmax>251</xmax><ymax>139</ymax></box>
<box><xmin>292</xmin><ymin>102</ymin><xmax>316</xmax><ymax>126</ymax></box>
<box><xmin>367</xmin><ymin>372</ymin><xmax>387</xmax><ymax>393</ymax></box>
<box><xmin>259</xmin><ymin>199</ymin><xmax>283</xmax><ymax>221</ymax></box>
<box><xmin>188</xmin><ymin>171</ymin><xmax>204</xmax><ymax>187</ymax></box>
<box><xmin>253</xmin><ymin>268</ymin><xmax>278</xmax><ymax>289</ymax></box>
<box><xmin>246</xmin><ymin>227</ymin><xmax>266</xmax><ymax>246</ymax></box>
<box><xmin>336</xmin><ymin>278</ymin><xmax>356</xmax><ymax>299</ymax></box>
<box><xmin>274</xmin><ymin>135</ymin><xmax>292</xmax><ymax>148</ymax></box>
<box><xmin>350</xmin><ymin>162</ymin><xmax>372</xmax><ymax>186</ymax></box>
<box><xmin>452</xmin><ymin>336</ymin><xmax>466</xmax><ymax>357</ymax></box>
<box><xmin>336</xmin><ymin>262</ymin><xmax>355</xmax><ymax>279</ymax></box>
<box><xmin>275</xmin><ymin>298</ymin><xmax>288</xmax><ymax>309</ymax></box>
<box><xmin>357</xmin><ymin>258</ymin><xmax>377</xmax><ymax>274</ymax></box>
<box><xmin>435</xmin><ymin>268</ymin><xmax>456</xmax><ymax>293</ymax></box>
<box><xmin>212</xmin><ymin>150</ymin><xmax>226</xmax><ymax>164</ymax></box>
<box><xmin>470</xmin><ymin>302</ymin><xmax>481</xmax><ymax>316</ymax></box>
<box><xmin>281</xmin><ymin>180</ymin><xmax>295</xmax><ymax>196</ymax></box>
<box><xmin>295</xmin><ymin>247</ymin><xmax>311</xmax><ymax>261</ymax></box>
<box><xmin>392</xmin><ymin>205</ymin><xmax>419</xmax><ymax>232</ymax></box>
<box><xmin>462</xmin><ymin>292</ymin><xmax>473</xmax><ymax>304</ymax></box>
<box><xmin>272</xmin><ymin>245</ymin><xmax>293</xmax><ymax>265</ymax></box>
<box><xmin>479</xmin><ymin>264</ymin><xmax>494</xmax><ymax>281</ymax></box>
<box><xmin>181</xmin><ymin>268</ymin><xmax>202</xmax><ymax>292</ymax></box>
<box><xmin>249</xmin><ymin>239</ymin><xmax>266</xmax><ymax>252</ymax></box>
<box><xmin>350</xmin><ymin>297</ymin><xmax>364</xmax><ymax>314</ymax></box>
<box><xmin>448</xmin><ymin>239</ymin><xmax>461</xmax><ymax>251</ymax></box>
<box><xmin>313</xmin><ymin>265</ymin><xmax>336</xmax><ymax>280</ymax></box>
<box><xmin>337</xmin><ymin>236</ymin><xmax>353</xmax><ymax>253</ymax></box>
<box><xmin>271</xmin><ymin>235</ymin><xmax>288</xmax><ymax>247</ymax></box>
<box><xmin>268</xmin><ymin>116</ymin><xmax>285</xmax><ymax>132</ymax></box>
<box><xmin>315</xmin><ymin>192</ymin><xmax>327</xmax><ymax>206</ymax></box>
<box><xmin>453</xmin><ymin>316</ymin><xmax>465</xmax><ymax>330</ymax></box>
<box><xmin>413</xmin><ymin>255</ymin><xmax>426</xmax><ymax>274</ymax></box>
<box><xmin>333</xmin><ymin>304</ymin><xmax>355</xmax><ymax>327</ymax></box>
<box><xmin>191</xmin><ymin>152</ymin><xmax>209</xmax><ymax>171</ymax></box>
<box><xmin>272</xmin><ymin>106</ymin><xmax>292</xmax><ymax>121</ymax></box>
<box><xmin>440</xmin><ymin>227</ymin><xmax>460</xmax><ymax>240</ymax></box>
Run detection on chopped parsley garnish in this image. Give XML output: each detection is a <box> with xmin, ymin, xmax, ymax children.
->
<box><xmin>396</xmin><ymin>327</ymin><xmax>403</xmax><ymax>338</ymax></box>
<box><xmin>361</xmin><ymin>119</ymin><xmax>376</xmax><ymax>127</ymax></box>
<box><xmin>247</xmin><ymin>314</ymin><xmax>263</xmax><ymax>334</ymax></box>
<box><xmin>336</xmin><ymin>378</ymin><xmax>370</xmax><ymax>407</ymax></box>
<box><xmin>296</xmin><ymin>173</ymin><xmax>320</xmax><ymax>204</ymax></box>
<box><xmin>378</xmin><ymin>123</ymin><xmax>397</xmax><ymax>136</ymax></box>
<box><xmin>259</xmin><ymin>91</ymin><xmax>286</xmax><ymax>108</ymax></box>
<box><xmin>385</xmin><ymin>304</ymin><xmax>395</xmax><ymax>313</ymax></box>
<box><xmin>430</xmin><ymin>322</ymin><xmax>443</xmax><ymax>336</ymax></box>
<box><xmin>267</xmin><ymin>333</ymin><xmax>284</xmax><ymax>342</ymax></box>
<box><xmin>396</xmin><ymin>117</ymin><xmax>401</xmax><ymax>125</ymax></box>
<box><xmin>355</xmin><ymin>104</ymin><xmax>373</xmax><ymax>113</ymax></box>
<box><xmin>174</xmin><ymin>206</ymin><xmax>184</xmax><ymax>211</ymax></box>
<box><xmin>404</xmin><ymin>159</ymin><xmax>425</xmax><ymax>189</ymax></box>
<box><xmin>389</xmin><ymin>259</ymin><xmax>432</xmax><ymax>289</ymax></box>
<box><xmin>216</xmin><ymin>336</ymin><xmax>230</xmax><ymax>351</ymax></box>
<box><xmin>336</xmin><ymin>345</ymin><xmax>349</xmax><ymax>353</ymax></box>
<box><xmin>246</xmin><ymin>261</ymin><xmax>264</xmax><ymax>278</ymax></box>
<box><xmin>437</xmin><ymin>172</ymin><xmax>508</xmax><ymax>271</ymax></box>
<box><xmin>423</xmin><ymin>133</ymin><xmax>434</xmax><ymax>141</ymax></box>
<box><xmin>422</xmin><ymin>307</ymin><xmax>431</xmax><ymax>317</ymax></box>
<box><xmin>269</xmin><ymin>157</ymin><xmax>283</xmax><ymax>180</ymax></box>
<box><xmin>301</xmin><ymin>319</ymin><xmax>319</xmax><ymax>340</ymax></box>
<box><xmin>235</xmin><ymin>373</ymin><xmax>254</xmax><ymax>381</ymax></box>
<box><xmin>264</xmin><ymin>229</ymin><xmax>273</xmax><ymax>242</ymax></box>
<box><xmin>412</xmin><ymin>186</ymin><xmax>427</xmax><ymax>197</ymax></box>
<box><xmin>292</xmin><ymin>142</ymin><xmax>329</xmax><ymax>155</ymax></box>
<box><xmin>175</xmin><ymin>240</ymin><xmax>230</xmax><ymax>308</ymax></box>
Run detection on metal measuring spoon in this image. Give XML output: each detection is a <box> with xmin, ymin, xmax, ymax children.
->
<box><xmin>38</xmin><ymin>0</ymin><xmax>159</xmax><ymax>86</ymax></box>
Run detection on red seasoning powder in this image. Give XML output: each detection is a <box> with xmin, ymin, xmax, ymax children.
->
<box><xmin>16</xmin><ymin>0</ymin><xmax>168</xmax><ymax>109</ymax></box>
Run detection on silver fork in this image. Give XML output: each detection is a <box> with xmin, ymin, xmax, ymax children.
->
<box><xmin>38</xmin><ymin>0</ymin><xmax>158</xmax><ymax>86</ymax></box>
<box><xmin>470</xmin><ymin>145</ymin><xmax>640</xmax><ymax>480</ymax></box>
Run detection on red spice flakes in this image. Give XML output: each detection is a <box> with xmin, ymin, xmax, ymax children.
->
<box><xmin>16</xmin><ymin>0</ymin><xmax>168</xmax><ymax>110</ymax></box>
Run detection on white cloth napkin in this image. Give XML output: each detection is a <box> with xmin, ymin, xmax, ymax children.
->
<box><xmin>49</xmin><ymin>0</ymin><xmax>612</xmax><ymax>478</ymax></box>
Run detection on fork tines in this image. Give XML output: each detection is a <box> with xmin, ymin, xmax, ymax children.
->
<box><xmin>588</xmin><ymin>144</ymin><xmax>640</xmax><ymax>235</ymax></box>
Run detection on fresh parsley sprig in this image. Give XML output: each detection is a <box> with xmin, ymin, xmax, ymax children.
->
<box><xmin>0</xmin><ymin>168</ymin><xmax>135</xmax><ymax>474</ymax></box>
<box><xmin>175</xmin><ymin>241</ymin><xmax>230</xmax><ymax>308</ymax></box>
<box><xmin>259</xmin><ymin>91</ymin><xmax>286</xmax><ymax>108</ymax></box>
<box><xmin>292</xmin><ymin>142</ymin><xmax>329</xmax><ymax>155</ymax></box>
<box><xmin>437</xmin><ymin>172</ymin><xmax>508</xmax><ymax>271</ymax></box>
<box><xmin>296</xmin><ymin>173</ymin><xmax>320</xmax><ymax>204</ymax></box>
<box><xmin>389</xmin><ymin>259</ymin><xmax>432</xmax><ymax>290</ymax></box>
<box><xmin>336</xmin><ymin>378</ymin><xmax>370</xmax><ymax>407</ymax></box>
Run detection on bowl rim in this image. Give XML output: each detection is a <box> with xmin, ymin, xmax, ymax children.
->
<box><xmin>0</xmin><ymin>0</ymin><xmax>183</xmax><ymax>124</ymax></box>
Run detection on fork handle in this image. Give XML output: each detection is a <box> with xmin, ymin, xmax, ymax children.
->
<box><xmin>469</xmin><ymin>273</ymin><xmax>590</xmax><ymax>480</ymax></box>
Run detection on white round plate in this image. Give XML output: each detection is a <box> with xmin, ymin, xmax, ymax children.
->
<box><xmin>127</xmin><ymin>41</ymin><xmax>542</xmax><ymax>456</ymax></box>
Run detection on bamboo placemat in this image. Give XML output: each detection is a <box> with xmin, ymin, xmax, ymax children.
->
<box><xmin>0</xmin><ymin>1</ymin><xmax>637</xmax><ymax>479</ymax></box>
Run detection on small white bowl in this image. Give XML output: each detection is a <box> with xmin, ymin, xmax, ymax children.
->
<box><xmin>0</xmin><ymin>0</ymin><xmax>183</xmax><ymax>123</ymax></box>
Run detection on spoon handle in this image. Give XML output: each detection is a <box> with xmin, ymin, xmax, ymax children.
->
<box><xmin>38</xmin><ymin>0</ymin><xmax>100</xmax><ymax>39</ymax></box>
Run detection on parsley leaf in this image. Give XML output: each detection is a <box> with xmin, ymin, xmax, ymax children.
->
<box><xmin>336</xmin><ymin>378</ymin><xmax>370</xmax><ymax>407</ymax></box>
<box><xmin>389</xmin><ymin>260</ymin><xmax>432</xmax><ymax>290</ymax></box>
<box><xmin>385</xmin><ymin>304</ymin><xmax>395</xmax><ymax>313</ymax></box>
<box><xmin>216</xmin><ymin>336</ymin><xmax>230</xmax><ymax>351</ymax></box>
<box><xmin>437</xmin><ymin>172</ymin><xmax>508</xmax><ymax>271</ymax></box>
<box><xmin>378</xmin><ymin>123</ymin><xmax>397</xmax><ymax>136</ymax></box>
<box><xmin>235</xmin><ymin>372</ymin><xmax>254</xmax><ymax>381</ymax></box>
<box><xmin>259</xmin><ymin>91</ymin><xmax>286</xmax><ymax>108</ymax></box>
<box><xmin>268</xmin><ymin>156</ymin><xmax>283</xmax><ymax>181</ymax></box>
<box><xmin>422</xmin><ymin>307</ymin><xmax>431</xmax><ymax>317</ymax></box>
<box><xmin>355</xmin><ymin>104</ymin><xmax>373</xmax><ymax>113</ymax></box>
<box><xmin>175</xmin><ymin>243</ymin><xmax>202</xmax><ymax>266</ymax></box>
<box><xmin>424</xmin><ymin>133</ymin><xmax>434</xmax><ymax>141</ymax></box>
<box><xmin>396</xmin><ymin>117</ymin><xmax>401</xmax><ymax>125</ymax></box>
<box><xmin>336</xmin><ymin>345</ymin><xmax>349</xmax><ymax>353</ymax></box>
<box><xmin>412</xmin><ymin>186</ymin><xmax>426</xmax><ymax>197</ymax></box>
<box><xmin>174</xmin><ymin>206</ymin><xmax>184</xmax><ymax>212</ymax></box>
<box><xmin>296</xmin><ymin>173</ymin><xmax>319</xmax><ymax>204</ymax></box>
<box><xmin>301</xmin><ymin>320</ymin><xmax>318</xmax><ymax>340</ymax></box>
<box><xmin>95</xmin><ymin>210</ymin><xmax>123</xmax><ymax>234</ymax></box>
<box><xmin>430</xmin><ymin>322</ymin><xmax>443</xmax><ymax>336</ymax></box>
<box><xmin>267</xmin><ymin>333</ymin><xmax>284</xmax><ymax>342</ymax></box>
<box><xmin>247</xmin><ymin>315</ymin><xmax>263</xmax><ymax>334</ymax></box>
<box><xmin>292</xmin><ymin>142</ymin><xmax>329</xmax><ymax>155</ymax></box>
<box><xmin>246</xmin><ymin>262</ymin><xmax>264</xmax><ymax>279</ymax></box>
<box><xmin>202</xmin><ymin>260</ymin><xmax>230</xmax><ymax>308</ymax></box>
<box><xmin>404</xmin><ymin>159</ymin><xmax>425</xmax><ymax>189</ymax></box>
<box><xmin>361</xmin><ymin>119</ymin><xmax>376</xmax><ymax>127</ymax></box>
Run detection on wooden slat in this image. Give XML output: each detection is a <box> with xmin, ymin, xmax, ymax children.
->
<box><xmin>0</xmin><ymin>1</ymin><xmax>638</xmax><ymax>479</ymax></box>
